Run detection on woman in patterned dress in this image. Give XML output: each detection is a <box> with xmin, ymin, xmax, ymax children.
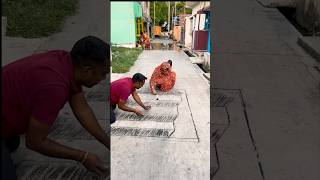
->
<box><xmin>139</xmin><ymin>32</ymin><xmax>151</xmax><ymax>50</ymax></box>
<box><xmin>150</xmin><ymin>60</ymin><xmax>176</xmax><ymax>95</ymax></box>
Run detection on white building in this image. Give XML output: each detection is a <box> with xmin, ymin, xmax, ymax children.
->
<box><xmin>185</xmin><ymin>1</ymin><xmax>210</xmax><ymax>48</ymax></box>
<box><xmin>185</xmin><ymin>1</ymin><xmax>211</xmax><ymax>69</ymax></box>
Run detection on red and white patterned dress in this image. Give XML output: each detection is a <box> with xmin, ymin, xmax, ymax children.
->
<box><xmin>150</xmin><ymin>62</ymin><xmax>176</xmax><ymax>93</ymax></box>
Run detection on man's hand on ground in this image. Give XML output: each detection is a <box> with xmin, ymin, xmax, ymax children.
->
<box><xmin>134</xmin><ymin>109</ymin><xmax>144</xmax><ymax>116</ymax></box>
<box><xmin>82</xmin><ymin>152</ymin><xmax>108</xmax><ymax>176</ymax></box>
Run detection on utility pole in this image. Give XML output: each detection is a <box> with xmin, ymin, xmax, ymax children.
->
<box><xmin>168</xmin><ymin>1</ymin><xmax>170</xmax><ymax>32</ymax></box>
<box><xmin>147</xmin><ymin>1</ymin><xmax>150</xmax><ymax>37</ymax></box>
<box><xmin>171</xmin><ymin>3</ymin><xmax>174</xmax><ymax>28</ymax></box>
<box><xmin>174</xmin><ymin>2</ymin><xmax>176</xmax><ymax>26</ymax></box>
<box><xmin>174</xmin><ymin>2</ymin><xmax>176</xmax><ymax>17</ymax></box>
<box><xmin>153</xmin><ymin>1</ymin><xmax>155</xmax><ymax>25</ymax></box>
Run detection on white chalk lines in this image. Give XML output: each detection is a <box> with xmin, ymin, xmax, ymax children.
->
<box><xmin>111</xmin><ymin>90</ymin><xmax>183</xmax><ymax>138</ymax></box>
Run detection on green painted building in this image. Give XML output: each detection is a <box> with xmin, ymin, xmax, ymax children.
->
<box><xmin>111</xmin><ymin>2</ymin><xmax>142</xmax><ymax>47</ymax></box>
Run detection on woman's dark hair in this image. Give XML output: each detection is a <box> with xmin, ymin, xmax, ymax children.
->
<box><xmin>70</xmin><ymin>36</ymin><xmax>109</xmax><ymax>67</ymax></box>
<box><xmin>167</xmin><ymin>60</ymin><xmax>172</xmax><ymax>67</ymax></box>
<box><xmin>132</xmin><ymin>73</ymin><xmax>147</xmax><ymax>83</ymax></box>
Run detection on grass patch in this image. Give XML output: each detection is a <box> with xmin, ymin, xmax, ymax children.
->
<box><xmin>3</xmin><ymin>0</ymin><xmax>78</xmax><ymax>38</ymax></box>
<box><xmin>198</xmin><ymin>62</ymin><xmax>210</xmax><ymax>73</ymax></box>
<box><xmin>111</xmin><ymin>46</ymin><xmax>143</xmax><ymax>73</ymax></box>
<box><xmin>203</xmin><ymin>61</ymin><xmax>210</xmax><ymax>73</ymax></box>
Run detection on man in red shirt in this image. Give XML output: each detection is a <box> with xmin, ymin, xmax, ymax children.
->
<box><xmin>110</xmin><ymin>73</ymin><xmax>151</xmax><ymax>123</ymax></box>
<box><xmin>2</xmin><ymin>36</ymin><xmax>110</xmax><ymax>179</ymax></box>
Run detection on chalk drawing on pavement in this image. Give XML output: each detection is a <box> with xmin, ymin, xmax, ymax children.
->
<box><xmin>111</xmin><ymin>89</ymin><xmax>186</xmax><ymax>138</ymax></box>
<box><xmin>48</xmin><ymin>116</ymin><xmax>96</xmax><ymax>140</ymax></box>
<box><xmin>211</xmin><ymin>88</ymin><xmax>265</xmax><ymax>180</ymax></box>
<box><xmin>16</xmin><ymin>161</ymin><xmax>109</xmax><ymax>180</ymax></box>
<box><xmin>211</xmin><ymin>89</ymin><xmax>233</xmax><ymax>179</ymax></box>
<box><xmin>110</xmin><ymin>127</ymin><xmax>173</xmax><ymax>137</ymax></box>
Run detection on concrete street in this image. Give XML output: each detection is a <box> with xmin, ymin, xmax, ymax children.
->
<box><xmin>212</xmin><ymin>0</ymin><xmax>320</xmax><ymax>179</ymax></box>
<box><xmin>111</xmin><ymin>48</ymin><xmax>210</xmax><ymax>180</ymax></box>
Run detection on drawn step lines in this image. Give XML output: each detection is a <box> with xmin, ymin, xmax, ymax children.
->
<box><xmin>212</xmin><ymin>93</ymin><xmax>235</xmax><ymax>107</ymax></box>
<box><xmin>111</xmin><ymin>91</ymin><xmax>185</xmax><ymax>138</ymax></box>
<box><xmin>49</xmin><ymin>119</ymin><xmax>95</xmax><ymax>140</ymax></box>
<box><xmin>16</xmin><ymin>162</ymin><xmax>106</xmax><ymax>180</ymax></box>
<box><xmin>116</xmin><ymin>113</ymin><xmax>178</xmax><ymax>122</ymax></box>
<box><xmin>125</xmin><ymin>100</ymin><xmax>181</xmax><ymax>107</ymax></box>
<box><xmin>210</xmin><ymin>146</ymin><xmax>219</xmax><ymax>179</ymax></box>
<box><xmin>137</xmin><ymin>89</ymin><xmax>184</xmax><ymax>95</ymax></box>
<box><xmin>110</xmin><ymin>127</ymin><xmax>173</xmax><ymax>138</ymax></box>
<box><xmin>138</xmin><ymin>95</ymin><xmax>182</xmax><ymax>103</ymax></box>
<box><xmin>84</xmin><ymin>89</ymin><xmax>183</xmax><ymax>102</ymax></box>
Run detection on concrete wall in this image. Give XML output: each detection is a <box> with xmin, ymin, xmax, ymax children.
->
<box><xmin>194</xmin><ymin>14</ymin><xmax>206</xmax><ymax>30</ymax></box>
<box><xmin>185</xmin><ymin>1</ymin><xmax>210</xmax><ymax>49</ymax></box>
<box><xmin>173</xmin><ymin>26</ymin><xmax>181</xmax><ymax>41</ymax></box>
<box><xmin>204</xmin><ymin>51</ymin><xmax>210</xmax><ymax>68</ymax></box>
<box><xmin>133</xmin><ymin>2</ymin><xmax>142</xmax><ymax>18</ymax></box>
<box><xmin>261</xmin><ymin>0</ymin><xmax>320</xmax><ymax>34</ymax></box>
<box><xmin>111</xmin><ymin>2</ymin><xmax>137</xmax><ymax>47</ymax></box>
<box><xmin>296</xmin><ymin>0</ymin><xmax>320</xmax><ymax>34</ymax></box>
<box><xmin>184</xmin><ymin>17</ymin><xmax>193</xmax><ymax>48</ymax></box>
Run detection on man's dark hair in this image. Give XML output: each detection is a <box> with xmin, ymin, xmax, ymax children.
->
<box><xmin>132</xmin><ymin>73</ymin><xmax>147</xmax><ymax>83</ymax></box>
<box><xmin>70</xmin><ymin>36</ymin><xmax>109</xmax><ymax>67</ymax></box>
<box><xmin>140</xmin><ymin>32</ymin><xmax>144</xmax><ymax>36</ymax></box>
<box><xmin>167</xmin><ymin>60</ymin><xmax>172</xmax><ymax>66</ymax></box>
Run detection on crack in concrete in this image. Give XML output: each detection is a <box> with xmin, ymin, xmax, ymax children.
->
<box><xmin>238</xmin><ymin>89</ymin><xmax>266</xmax><ymax>180</ymax></box>
<box><xmin>185</xmin><ymin>89</ymin><xmax>200</xmax><ymax>143</ymax></box>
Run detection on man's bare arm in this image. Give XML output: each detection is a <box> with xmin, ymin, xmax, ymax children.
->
<box><xmin>69</xmin><ymin>93</ymin><xmax>110</xmax><ymax>150</ymax></box>
<box><xmin>117</xmin><ymin>99</ymin><xmax>144</xmax><ymax>116</ymax></box>
<box><xmin>26</xmin><ymin>117</ymin><xmax>107</xmax><ymax>175</ymax></box>
<box><xmin>132</xmin><ymin>91</ymin><xmax>148</xmax><ymax>109</ymax></box>
<box><xmin>117</xmin><ymin>99</ymin><xmax>137</xmax><ymax>113</ymax></box>
<box><xmin>25</xmin><ymin>117</ymin><xmax>84</xmax><ymax>161</ymax></box>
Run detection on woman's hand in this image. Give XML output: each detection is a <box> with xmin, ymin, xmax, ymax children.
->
<box><xmin>152</xmin><ymin>90</ymin><xmax>157</xmax><ymax>95</ymax></box>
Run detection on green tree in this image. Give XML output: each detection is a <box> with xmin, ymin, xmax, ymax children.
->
<box><xmin>150</xmin><ymin>1</ymin><xmax>192</xmax><ymax>26</ymax></box>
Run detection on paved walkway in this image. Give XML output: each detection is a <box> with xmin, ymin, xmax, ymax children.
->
<box><xmin>111</xmin><ymin>48</ymin><xmax>210</xmax><ymax>180</ymax></box>
<box><xmin>212</xmin><ymin>0</ymin><xmax>320</xmax><ymax>179</ymax></box>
